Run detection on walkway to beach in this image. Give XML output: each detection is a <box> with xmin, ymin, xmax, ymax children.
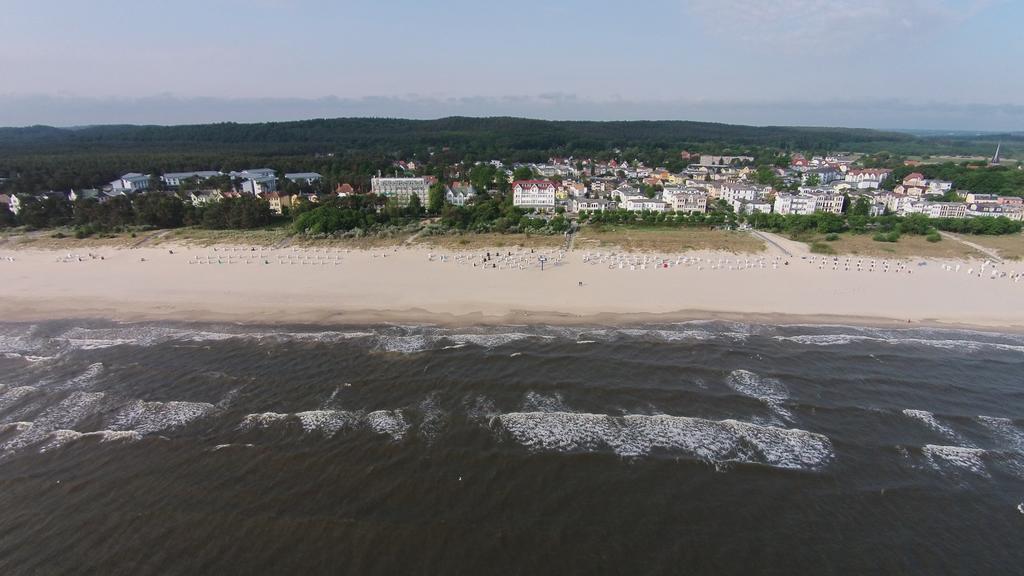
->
<box><xmin>939</xmin><ymin>232</ymin><xmax>1003</xmax><ymax>263</ymax></box>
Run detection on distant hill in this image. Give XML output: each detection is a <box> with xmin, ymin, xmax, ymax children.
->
<box><xmin>0</xmin><ymin>116</ymin><xmax>912</xmax><ymax>155</ymax></box>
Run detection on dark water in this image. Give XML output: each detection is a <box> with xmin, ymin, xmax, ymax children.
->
<box><xmin>1</xmin><ymin>320</ymin><xmax>1022</xmax><ymax>575</ymax></box>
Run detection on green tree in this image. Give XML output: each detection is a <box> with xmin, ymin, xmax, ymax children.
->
<box><xmin>427</xmin><ymin>182</ymin><xmax>445</xmax><ymax>213</ymax></box>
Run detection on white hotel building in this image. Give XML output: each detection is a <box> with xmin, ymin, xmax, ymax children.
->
<box><xmin>512</xmin><ymin>180</ymin><xmax>557</xmax><ymax>208</ymax></box>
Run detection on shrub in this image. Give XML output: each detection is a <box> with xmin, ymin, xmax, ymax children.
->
<box><xmin>873</xmin><ymin>231</ymin><xmax>900</xmax><ymax>243</ymax></box>
<box><xmin>824</xmin><ymin>233</ymin><xmax>840</xmax><ymax>241</ymax></box>
<box><xmin>52</xmin><ymin>232</ymin><xmax>66</xmax><ymax>239</ymax></box>
<box><xmin>810</xmin><ymin>241</ymin><xmax>835</xmax><ymax>254</ymax></box>
<box><xmin>926</xmin><ymin>232</ymin><xmax>942</xmax><ymax>243</ymax></box>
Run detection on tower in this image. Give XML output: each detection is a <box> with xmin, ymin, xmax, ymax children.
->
<box><xmin>991</xmin><ymin>142</ymin><xmax>1002</xmax><ymax>166</ymax></box>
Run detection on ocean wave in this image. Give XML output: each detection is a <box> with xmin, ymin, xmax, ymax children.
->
<box><xmin>978</xmin><ymin>416</ymin><xmax>1024</xmax><ymax>453</ymax></box>
<box><xmin>241</xmin><ymin>409</ymin><xmax>409</xmax><ymax>441</ymax></box>
<box><xmin>1</xmin><ymin>391</ymin><xmax>107</xmax><ymax>452</ymax></box>
<box><xmin>902</xmin><ymin>409</ymin><xmax>963</xmax><ymax>443</ymax></box>
<box><xmin>239</xmin><ymin>412</ymin><xmax>289</xmax><ymax>430</ymax></box>
<box><xmin>44</xmin><ymin>362</ymin><xmax>104</xmax><ymax>392</ymax></box>
<box><xmin>295</xmin><ymin>410</ymin><xmax>362</xmax><ymax>436</ymax></box>
<box><xmin>522</xmin><ymin>391</ymin><xmax>570</xmax><ymax>413</ymax></box>
<box><xmin>51</xmin><ymin>325</ymin><xmax>377</xmax><ymax>351</ymax></box>
<box><xmin>418</xmin><ymin>394</ymin><xmax>447</xmax><ymax>441</ymax></box>
<box><xmin>774</xmin><ymin>333</ymin><xmax>1024</xmax><ymax>354</ymax></box>
<box><xmin>0</xmin><ymin>422</ymin><xmax>32</xmax><ymax>435</ymax></box>
<box><xmin>37</xmin><ymin>429</ymin><xmax>141</xmax><ymax>453</ymax></box>
<box><xmin>497</xmin><ymin>411</ymin><xmax>834</xmax><ymax>470</ymax></box>
<box><xmin>0</xmin><ymin>386</ymin><xmax>39</xmax><ymax>412</ymax></box>
<box><xmin>922</xmin><ymin>445</ymin><xmax>989</xmax><ymax>477</ymax></box>
<box><xmin>726</xmin><ymin>370</ymin><xmax>792</xmax><ymax>421</ymax></box>
<box><xmin>110</xmin><ymin>400</ymin><xmax>217</xmax><ymax>435</ymax></box>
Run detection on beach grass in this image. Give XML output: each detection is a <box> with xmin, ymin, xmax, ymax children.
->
<box><xmin>414</xmin><ymin>233</ymin><xmax>566</xmax><ymax>250</ymax></box>
<box><xmin>575</xmin><ymin>226</ymin><xmax>766</xmax><ymax>253</ymax></box>
<box><xmin>952</xmin><ymin>232</ymin><xmax>1024</xmax><ymax>261</ymax></box>
<box><xmin>796</xmin><ymin>232</ymin><xmax>985</xmax><ymax>259</ymax></box>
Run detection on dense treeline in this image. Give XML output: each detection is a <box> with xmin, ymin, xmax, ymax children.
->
<box><xmin>0</xmin><ymin>117</ymin><xmax>912</xmax><ymax>154</ymax></box>
<box><xmin>882</xmin><ymin>162</ymin><xmax>1024</xmax><ymax>197</ymax></box>
<box><xmin>0</xmin><ymin>117</ymin><xmax>917</xmax><ymax>196</ymax></box>
<box><xmin>748</xmin><ymin>211</ymin><xmax>1022</xmax><ymax>237</ymax></box>
<box><xmin>2</xmin><ymin>193</ymin><xmax>273</xmax><ymax>234</ymax></box>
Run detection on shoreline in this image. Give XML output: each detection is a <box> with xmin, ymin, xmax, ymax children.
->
<box><xmin>2</xmin><ymin>242</ymin><xmax>1023</xmax><ymax>334</ymax></box>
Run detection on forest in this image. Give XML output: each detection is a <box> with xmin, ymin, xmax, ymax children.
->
<box><xmin>0</xmin><ymin>117</ymin><xmax>921</xmax><ymax>195</ymax></box>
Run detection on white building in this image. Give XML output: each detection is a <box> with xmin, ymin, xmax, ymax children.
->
<box><xmin>446</xmin><ymin>183</ymin><xmax>477</xmax><ymax>206</ymax></box>
<box><xmin>664</xmin><ymin>190</ymin><xmax>708</xmax><ymax>214</ymax></box>
<box><xmin>731</xmin><ymin>198</ymin><xmax>773</xmax><ymax>215</ymax></box>
<box><xmin>162</xmin><ymin>171</ymin><xmax>223</xmax><ymax>188</ymax></box>
<box><xmin>698</xmin><ymin>155</ymin><xmax>754</xmax><ymax>166</ymax></box>
<box><xmin>284</xmin><ymin>172</ymin><xmax>322</xmax><ymax>185</ymax></box>
<box><xmin>625</xmin><ymin>198</ymin><xmax>668</xmax><ymax>212</ymax></box>
<box><xmin>572</xmin><ymin>198</ymin><xmax>613</xmax><ymax>213</ymax></box>
<box><xmin>240</xmin><ymin>176</ymin><xmax>277</xmax><ymax>196</ymax></box>
<box><xmin>844</xmin><ymin>169</ymin><xmax>892</xmax><ymax>190</ymax></box>
<box><xmin>774</xmin><ymin>192</ymin><xmax>845</xmax><ymax>215</ymax></box>
<box><xmin>110</xmin><ymin>173</ymin><xmax>151</xmax><ymax>192</ymax></box>
<box><xmin>512</xmin><ymin>180</ymin><xmax>557</xmax><ymax>208</ymax></box>
<box><xmin>371</xmin><ymin>176</ymin><xmax>434</xmax><ymax>205</ymax></box>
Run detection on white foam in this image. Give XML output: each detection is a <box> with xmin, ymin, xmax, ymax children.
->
<box><xmin>418</xmin><ymin>394</ymin><xmax>446</xmax><ymax>440</ymax></box>
<box><xmin>212</xmin><ymin>443</ymin><xmax>255</xmax><ymax>451</ymax></box>
<box><xmin>464</xmin><ymin>395</ymin><xmax>498</xmax><ymax>425</ymax></box>
<box><xmin>37</xmin><ymin>429</ymin><xmax>141</xmax><ymax>453</ymax></box>
<box><xmin>978</xmin><ymin>416</ymin><xmax>1024</xmax><ymax>453</ymax></box>
<box><xmin>0</xmin><ymin>422</ymin><xmax>32</xmax><ymax>434</ymax></box>
<box><xmin>776</xmin><ymin>333</ymin><xmax>1024</xmax><ymax>354</ymax></box>
<box><xmin>2</xmin><ymin>391</ymin><xmax>107</xmax><ymax>451</ymax></box>
<box><xmin>497</xmin><ymin>411</ymin><xmax>834</xmax><ymax>470</ymax></box>
<box><xmin>726</xmin><ymin>370</ymin><xmax>792</xmax><ymax>421</ymax></box>
<box><xmin>241</xmin><ymin>409</ymin><xmax>409</xmax><ymax>440</ymax></box>
<box><xmin>365</xmin><ymin>410</ymin><xmax>410</xmax><ymax>440</ymax></box>
<box><xmin>903</xmin><ymin>409</ymin><xmax>962</xmax><ymax>442</ymax></box>
<box><xmin>240</xmin><ymin>412</ymin><xmax>289</xmax><ymax>430</ymax></box>
<box><xmin>0</xmin><ymin>386</ymin><xmax>38</xmax><ymax>411</ymax></box>
<box><xmin>376</xmin><ymin>335</ymin><xmax>430</xmax><ymax>354</ymax></box>
<box><xmin>922</xmin><ymin>444</ymin><xmax>989</xmax><ymax>477</ymax></box>
<box><xmin>110</xmin><ymin>400</ymin><xmax>217</xmax><ymax>435</ymax></box>
<box><xmin>522</xmin><ymin>391</ymin><xmax>570</xmax><ymax>413</ymax></box>
<box><xmin>44</xmin><ymin>363</ymin><xmax>104</xmax><ymax>391</ymax></box>
<box><xmin>294</xmin><ymin>410</ymin><xmax>361</xmax><ymax>437</ymax></box>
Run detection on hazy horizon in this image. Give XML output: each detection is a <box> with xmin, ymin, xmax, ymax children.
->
<box><xmin>2</xmin><ymin>0</ymin><xmax>1021</xmax><ymax>131</ymax></box>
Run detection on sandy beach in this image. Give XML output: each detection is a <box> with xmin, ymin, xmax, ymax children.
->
<box><xmin>1</xmin><ymin>232</ymin><xmax>1022</xmax><ymax>330</ymax></box>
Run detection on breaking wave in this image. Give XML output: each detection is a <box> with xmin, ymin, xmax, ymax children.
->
<box><xmin>922</xmin><ymin>445</ymin><xmax>989</xmax><ymax>477</ymax></box>
<box><xmin>726</xmin><ymin>370</ymin><xmax>792</xmax><ymax>421</ymax></box>
<box><xmin>241</xmin><ymin>409</ymin><xmax>410</xmax><ymax>441</ymax></box>
<box><xmin>497</xmin><ymin>411</ymin><xmax>834</xmax><ymax>471</ymax></box>
<box><xmin>903</xmin><ymin>409</ymin><xmax>963</xmax><ymax>443</ymax></box>
<box><xmin>110</xmin><ymin>400</ymin><xmax>217</xmax><ymax>435</ymax></box>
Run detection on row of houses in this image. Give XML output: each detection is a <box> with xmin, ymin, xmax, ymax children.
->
<box><xmin>109</xmin><ymin>169</ymin><xmax>323</xmax><ymax>195</ymax></box>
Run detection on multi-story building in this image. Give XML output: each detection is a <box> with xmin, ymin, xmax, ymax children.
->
<box><xmin>162</xmin><ymin>171</ymin><xmax>223</xmax><ymax>188</ymax></box>
<box><xmin>624</xmin><ymin>197</ymin><xmax>668</xmax><ymax>212</ymax></box>
<box><xmin>110</xmin><ymin>173</ymin><xmax>151</xmax><ymax>192</ymax></box>
<box><xmin>572</xmin><ymin>198</ymin><xmax>613</xmax><ymax>213</ymax></box>
<box><xmin>664</xmin><ymin>190</ymin><xmax>708</xmax><ymax>214</ymax></box>
<box><xmin>511</xmin><ymin>180</ymin><xmax>556</xmax><ymax>208</ymax></box>
<box><xmin>371</xmin><ymin>176</ymin><xmax>434</xmax><ymax>205</ymax></box>
<box><xmin>844</xmin><ymin>168</ymin><xmax>892</xmax><ymax>189</ymax></box>
<box><xmin>446</xmin><ymin>182</ymin><xmax>477</xmax><ymax>206</ymax></box>
<box><xmin>774</xmin><ymin>192</ymin><xmax>845</xmax><ymax>215</ymax></box>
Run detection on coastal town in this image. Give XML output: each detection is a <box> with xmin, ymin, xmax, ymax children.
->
<box><xmin>2</xmin><ymin>146</ymin><xmax>1021</xmax><ymax>226</ymax></box>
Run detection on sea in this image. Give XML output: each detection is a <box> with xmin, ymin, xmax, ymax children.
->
<box><xmin>0</xmin><ymin>320</ymin><xmax>1022</xmax><ymax>575</ymax></box>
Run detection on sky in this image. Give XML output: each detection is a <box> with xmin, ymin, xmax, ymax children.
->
<box><xmin>1</xmin><ymin>0</ymin><xmax>1021</xmax><ymax>130</ymax></box>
